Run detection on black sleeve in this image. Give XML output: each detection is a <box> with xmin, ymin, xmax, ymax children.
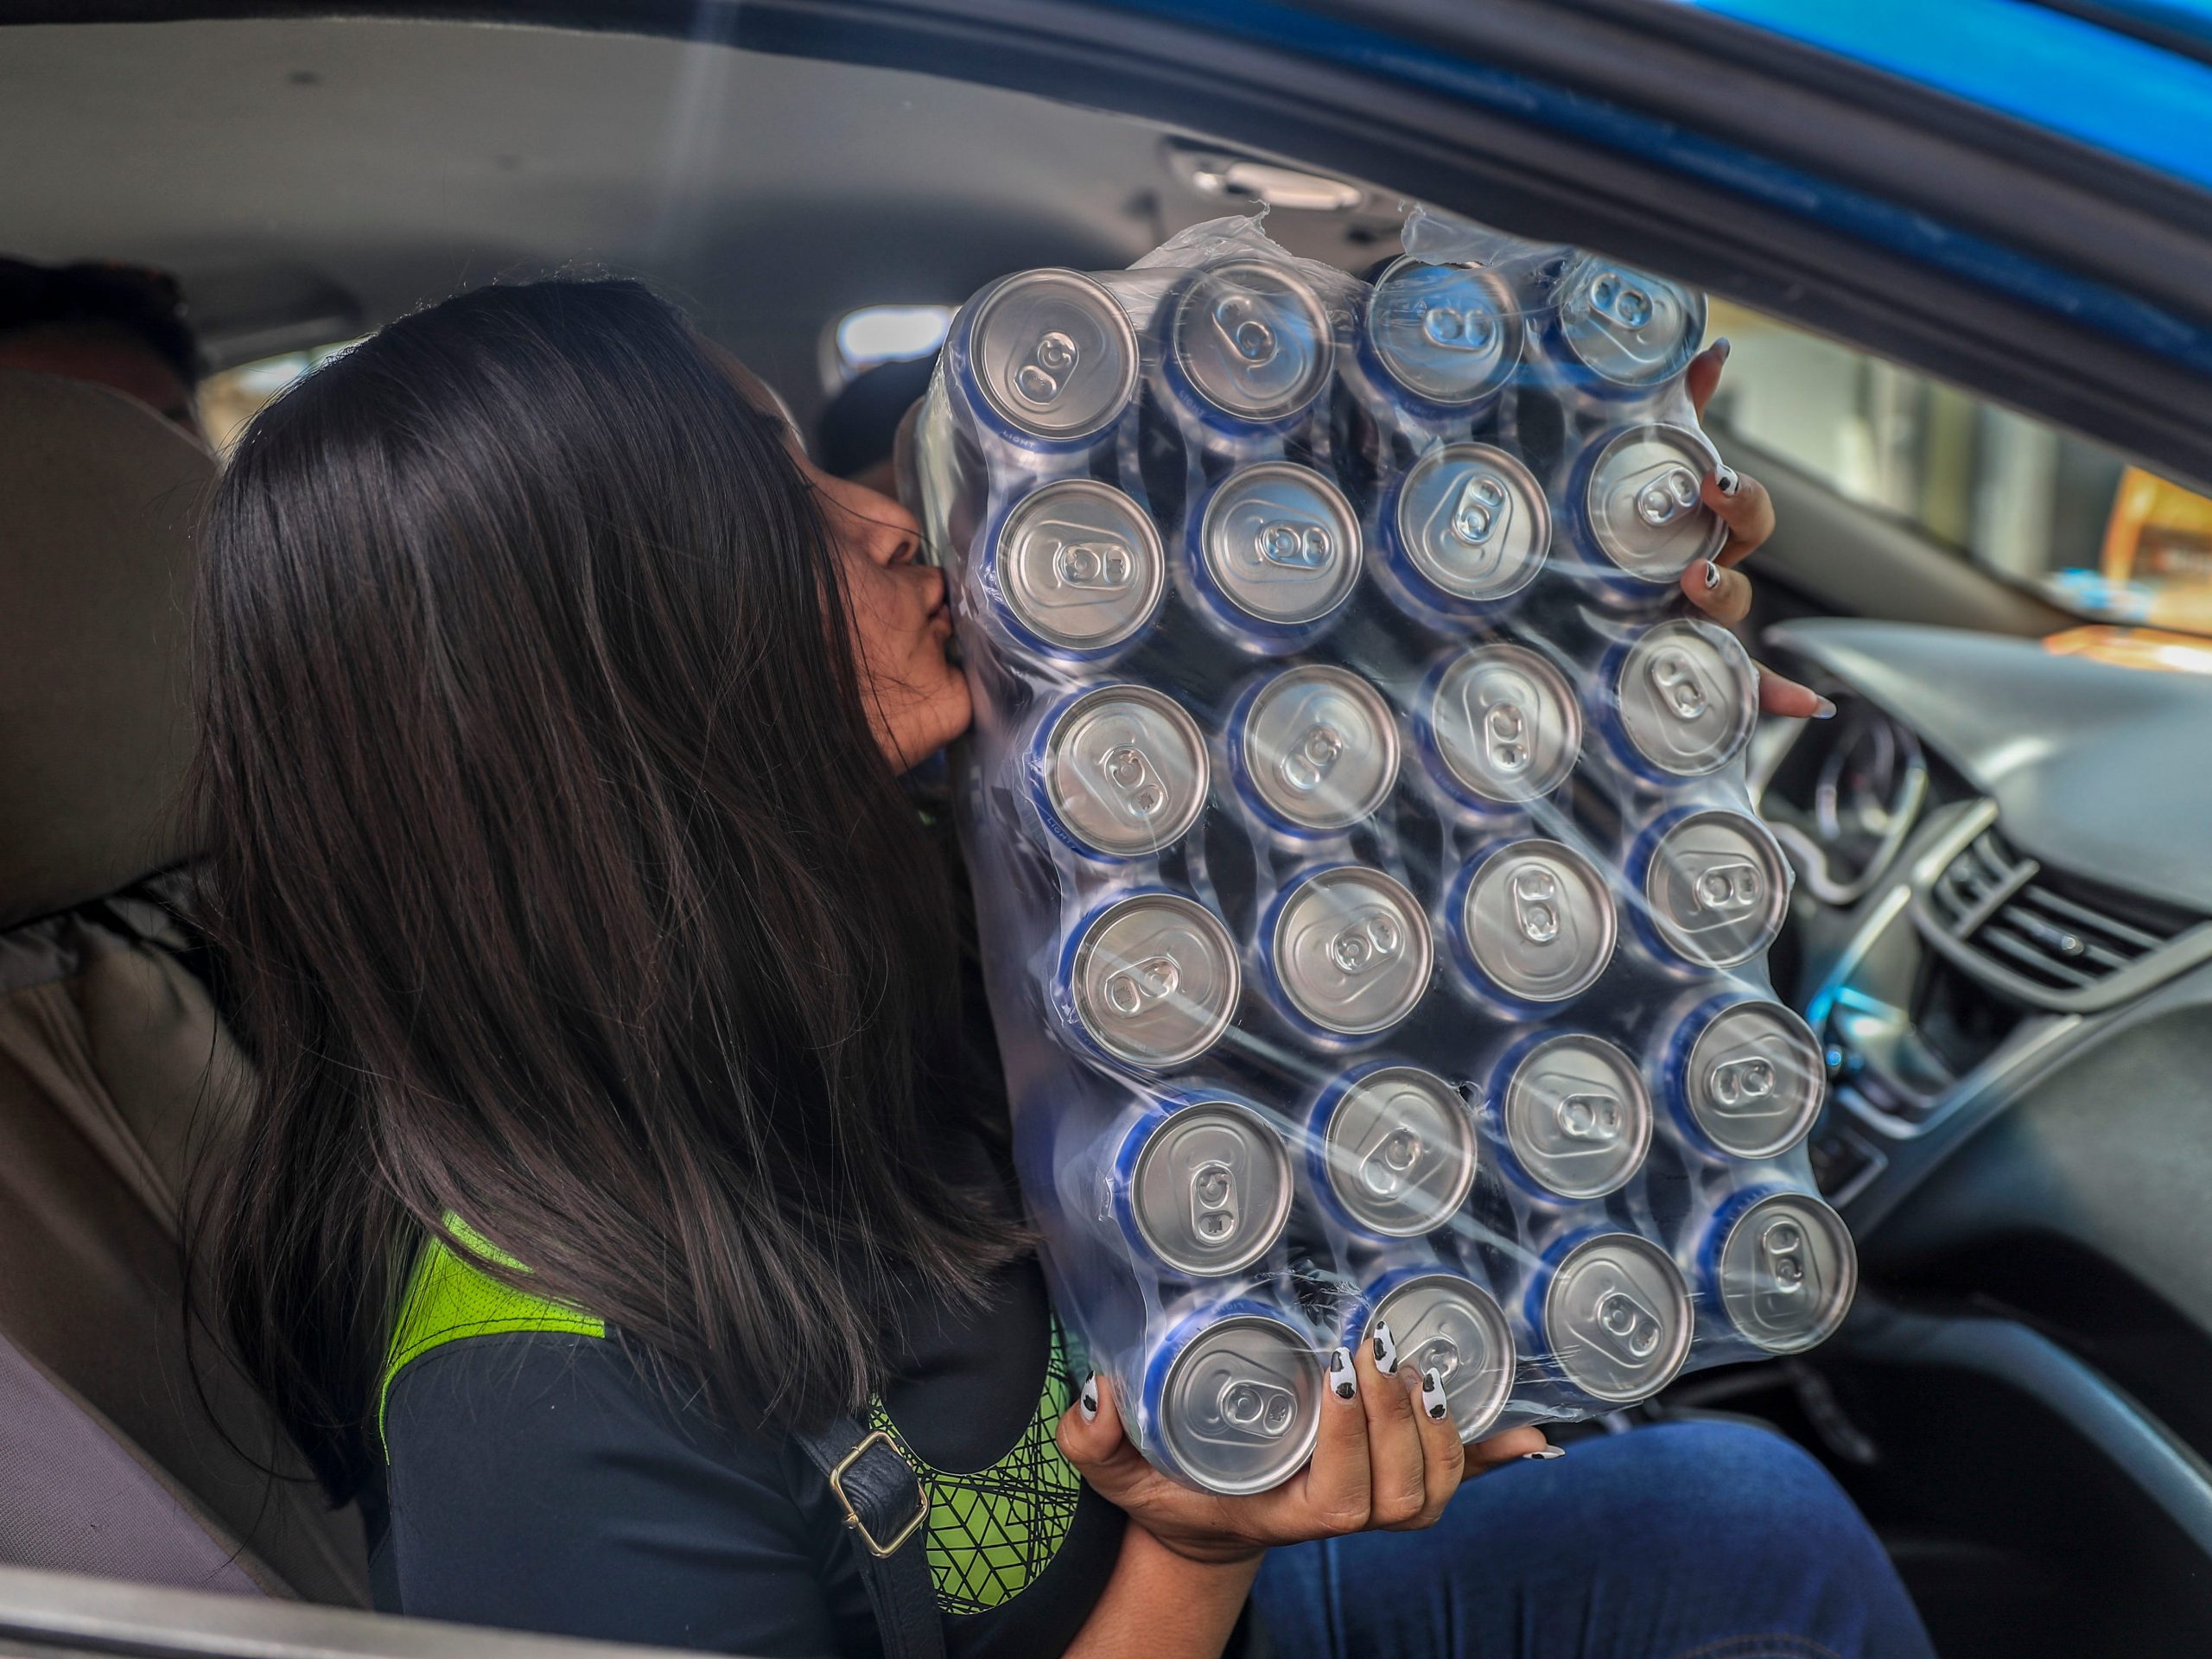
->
<box><xmin>379</xmin><ymin>1332</ymin><xmax>843</xmax><ymax>1656</ymax></box>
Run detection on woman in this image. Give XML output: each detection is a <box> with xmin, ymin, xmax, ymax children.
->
<box><xmin>194</xmin><ymin>277</ymin><xmax>1929</xmax><ymax>1659</ymax></box>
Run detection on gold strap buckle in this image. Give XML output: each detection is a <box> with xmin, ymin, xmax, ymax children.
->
<box><xmin>830</xmin><ymin>1429</ymin><xmax>931</xmax><ymax>1560</ymax></box>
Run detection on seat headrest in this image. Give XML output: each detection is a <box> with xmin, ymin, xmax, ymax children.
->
<box><xmin>0</xmin><ymin>369</ymin><xmax>214</xmax><ymax>929</ymax></box>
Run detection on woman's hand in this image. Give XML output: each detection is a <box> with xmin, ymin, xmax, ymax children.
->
<box><xmin>1677</xmin><ymin>340</ymin><xmax>1834</xmax><ymax>721</ymax></box>
<box><xmin>1058</xmin><ymin>1330</ymin><xmax>1548</xmax><ymax>1567</ymax></box>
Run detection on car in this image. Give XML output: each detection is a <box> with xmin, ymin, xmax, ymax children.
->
<box><xmin>2</xmin><ymin>3</ymin><xmax>2209</xmax><ymax>1655</ymax></box>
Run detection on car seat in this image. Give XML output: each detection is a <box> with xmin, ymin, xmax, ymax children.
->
<box><xmin>0</xmin><ymin>367</ymin><xmax>369</xmax><ymax>1603</ymax></box>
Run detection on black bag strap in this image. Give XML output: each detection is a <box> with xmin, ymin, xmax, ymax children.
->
<box><xmin>792</xmin><ymin>1414</ymin><xmax>946</xmax><ymax>1659</ymax></box>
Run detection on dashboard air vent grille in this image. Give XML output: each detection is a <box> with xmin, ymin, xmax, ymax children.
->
<box><xmin>1927</xmin><ymin>826</ymin><xmax>2193</xmax><ymax>994</ymax></box>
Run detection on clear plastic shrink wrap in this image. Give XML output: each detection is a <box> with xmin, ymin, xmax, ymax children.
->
<box><xmin>910</xmin><ymin>209</ymin><xmax>1851</xmax><ymax>1496</ymax></box>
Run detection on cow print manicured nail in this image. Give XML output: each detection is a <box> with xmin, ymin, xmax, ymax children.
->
<box><xmin>1714</xmin><ymin>464</ymin><xmax>1741</xmax><ymax>497</ymax></box>
<box><xmin>1421</xmin><ymin>1369</ymin><xmax>1448</xmax><ymax>1421</ymax></box>
<box><xmin>1371</xmin><ymin>1319</ymin><xmax>1400</xmax><ymax>1376</ymax></box>
<box><xmin>1702</xmin><ymin>559</ymin><xmax>1722</xmax><ymax>591</ymax></box>
<box><xmin>1330</xmin><ymin>1346</ymin><xmax>1357</xmax><ymax>1402</ymax></box>
<box><xmin>1522</xmin><ymin>1444</ymin><xmax>1567</xmax><ymax>1461</ymax></box>
<box><xmin>1079</xmin><ymin>1373</ymin><xmax>1098</xmax><ymax>1422</ymax></box>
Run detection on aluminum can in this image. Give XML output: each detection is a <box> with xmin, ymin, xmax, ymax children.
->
<box><xmin>1109</xmin><ymin>1090</ymin><xmax>1294</xmax><ymax>1278</ymax></box>
<box><xmin>1058</xmin><ymin>890</ymin><xmax>1240</xmax><ymax>1069</ymax></box>
<box><xmin>1141</xmin><ymin>1300</ymin><xmax>1322</xmax><ymax>1495</ymax></box>
<box><xmin>1227</xmin><ymin>665</ymin><xmax>1398</xmax><ymax>836</ymax></box>
<box><xmin>948</xmin><ymin>268</ymin><xmax>1140</xmax><ymax>451</ymax></box>
<box><xmin>1524</xmin><ymin>1229</ymin><xmax>1693</xmax><ymax>1406</ymax></box>
<box><xmin>1597</xmin><ymin>618</ymin><xmax>1758</xmax><ymax>780</ymax></box>
<box><xmin>1306</xmin><ymin>1063</ymin><xmax>1477</xmax><ymax>1238</ymax></box>
<box><xmin>1159</xmin><ymin>258</ymin><xmax>1335</xmax><ymax>442</ymax></box>
<box><xmin>1571</xmin><ymin>422</ymin><xmax>1726</xmax><ymax>594</ymax></box>
<box><xmin>1695</xmin><ymin>1185</ymin><xmax>1858</xmax><ymax>1355</ymax></box>
<box><xmin>986</xmin><ymin>479</ymin><xmax>1165</xmax><ymax>658</ymax></box>
<box><xmin>1346</xmin><ymin>1268</ymin><xmax>1515</xmax><ymax>1442</ymax></box>
<box><xmin>1357</xmin><ymin>257</ymin><xmax>1522</xmax><ymax>416</ymax></box>
<box><xmin>1258</xmin><ymin>865</ymin><xmax>1433</xmax><ymax>1040</ymax></box>
<box><xmin>1027</xmin><ymin>684</ymin><xmax>1209</xmax><ymax>861</ymax></box>
<box><xmin>1541</xmin><ymin>252</ymin><xmax>1706</xmax><ymax>397</ymax></box>
<box><xmin>1414</xmin><ymin>643</ymin><xmax>1581</xmax><ymax>814</ymax></box>
<box><xmin>1188</xmin><ymin>462</ymin><xmax>1361</xmax><ymax>652</ymax></box>
<box><xmin>1446</xmin><ymin>838</ymin><xmax>1616</xmax><ymax>1011</ymax></box>
<box><xmin>1485</xmin><ymin>1032</ymin><xmax>1652</xmax><ymax>1201</ymax></box>
<box><xmin>1628</xmin><ymin>808</ymin><xmax>1790</xmax><ymax>970</ymax></box>
<box><xmin>1378</xmin><ymin>442</ymin><xmax>1550</xmax><ymax>619</ymax></box>
<box><xmin>1660</xmin><ymin>995</ymin><xmax>1825</xmax><ymax>1160</ymax></box>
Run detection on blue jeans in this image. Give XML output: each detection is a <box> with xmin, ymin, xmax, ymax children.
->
<box><xmin>1251</xmin><ymin>1421</ymin><xmax>1935</xmax><ymax>1659</ymax></box>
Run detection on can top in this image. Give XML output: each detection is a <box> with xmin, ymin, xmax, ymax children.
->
<box><xmin>1394</xmin><ymin>443</ymin><xmax>1551</xmax><ymax>604</ymax></box>
<box><xmin>1615</xmin><ymin>620</ymin><xmax>1758</xmax><ymax>778</ymax></box>
<box><xmin>1128</xmin><ymin>1098</ymin><xmax>1294</xmax><ymax>1277</ymax></box>
<box><xmin>1269</xmin><ymin>866</ymin><xmax>1433</xmax><ymax>1037</ymax></box>
<box><xmin>997</xmin><ymin>480</ymin><xmax>1166</xmax><ymax>652</ymax></box>
<box><xmin>1070</xmin><ymin>893</ymin><xmax>1240</xmax><ymax>1068</ymax></box>
<box><xmin>1459</xmin><ymin>840</ymin><xmax>1618</xmax><ymax>1005</ymax></box>
<box><xmin>1319</xmin><ymin>1065</ymin><xmax>1477</xmax><ymax>1237</ymax></box>
<box><xmin>1199</xmin><ymin>463</ymin><xmax>1362</xmax><ymax>627</ymax></box>
<box><xmin>1364</xmin><ymin>1273</ymin><xmax>1514</xmax><ymax>1443</ymax></box>
<box><xmin>1542</xmin><ymin>1231</ymin><xmax>1693</xmax><ymax>1403</ymax></box>
<box><xmin>1552</xmin><ymin>254</ymin><xmax>1705</xmax><ymax>390</ymax></box>
<box><xmin>1583</xmin><ymin>423</ymin><xmax>1726</xmax><ymax>584</ymax></box>
<box><xmin>1366</xmin><ymin>258</ymin><xmax>1520</xmax><ymax>406</ymax></box>
<box><xmin>969</xmin><ymin>268</ymin><xmax>1140</xmax><ymax>442</ymax></box>
<box><xmin>1642</xmin><ymin>810</ymin><xmax>1789</xmax><ymax>969</ymax></box>
<box><xmin>1716</xmin><ymin>1191</ymin><xmax>1858</xmax><ymax>1355</ymax></box>
<box><xmin>1156</xmin><ymin>1311</ymin><xmax>1322</xmax><ymax>1495</ymax></box>
<box><xmin>1502</xmin><ymin>1033</ymin><xmax>1651</xmax><ymax>1199</ymax></box>
<box><xmin>1238</xmin><ymin>666</ymin><xmax>1399</xmax><ymax>833</ymax></box>
<box><xmin>1425</xmin><ymin>644</ymin><xmax>1581</xmax><ymax>805</ymax></box>
<box><xmin>1170</xmin><ymin>258</ymin><xmax>1334</xmax><ymax>423</ymax></box>
<box><xmin>1683</xmin><ymin>1001</ymin><xmax>1825</xmax><ymax>1160</ymax></box>
<box><xmin>1041</xmin><ymin>686</ymin><xmax>1209</xmax><ymax>859</ymax></box>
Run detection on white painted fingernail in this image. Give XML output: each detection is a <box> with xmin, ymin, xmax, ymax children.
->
<box><xmin>1714</xmin><ymin>464</ymin><xmax>1741</xmax><ymax>497</ymax></box>
<box><xmin>1521</xmin><ymin>1443</ymin><xmax>1567</xmax><ymax>1461</ymax></box>
<box><xmin>1329</xmin><ymin>1345</ymin><xmax>1358</xmax><ymax>1402</ymax></box>
<box><xmin>1812</xmin><ymin>696</ymin><xmax>1839</xmax><ymax>720</ymax></box>
<box><xmin>1371</xmin><ymin>1319</ymin><xmax>1400</xmax><ymax>1376</ymax></box>
<box><xmin>1421</xmin><ymin>1368</ymin><xmax>1449</xmax><ymax>1422</ymax></box>
<box><xmin>1079</xmin><ymin>1373</ymin><xmax>1098</xmax><ymax>1421</ymax></box>
<box><xmin>1702</xmin><ymin>559</ymin><xmax>1722</xmax><ymax>591</ymax></box>
<box><xmin>1713</xmin><ymin>336</ymin><xmax>1732</xmax><ymax>363</ymax></box>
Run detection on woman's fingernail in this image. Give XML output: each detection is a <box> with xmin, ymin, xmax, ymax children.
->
<box><xmin>1371</xmin><ymin>1319</ymin><xmax>1400</xmax><ymax>1376</ymax></box>
<box><xmin>1702</xmin><ymin>559</ymin><xmax>1722</xmax><ymax>591</ymax></box>
<box><xmin>1329</xmin><ymin>1345</ymin><xmax>1358</xmax><ymax>1402</ymax></box>
<box><xmin>1714</xmin><ymin>464</ymin><xmax>1741</xmax><ymax>497</ymax></box>
<box><xmin>1812</xmin><ymin>696</ymin><xmax>1839</xmax><ymax>720</ymax></box>
<box><xmin>1713</xmin><ymin>336</ymin><xmax>1732</xmax><ymax>363</ymax></box>
<box><xmin>1521</xmin><ymin>1444</ymin><xmax>1567</xmax><ymax>1461</ymax></box>
<box><xmin>1079</xmin><ymin>1372</ymin><xmax>1098</xmax><ymax>1421</ymax></box>
<box><xmin>1421</xmin><ymin>1369</ymin><xmax>1448</xmax><ymax>1421</ymax></box>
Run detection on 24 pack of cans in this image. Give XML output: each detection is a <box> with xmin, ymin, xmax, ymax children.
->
<box><xmin>911</xmin><ymin>211</ymin><xmax>1855</xmax><ymax>1497</ymax></box>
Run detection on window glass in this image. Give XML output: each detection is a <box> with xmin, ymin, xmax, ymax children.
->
<box><xmin>197</xmin><ymin>340</ymin><xmax>359</xmax><ymax>454</ymax></box>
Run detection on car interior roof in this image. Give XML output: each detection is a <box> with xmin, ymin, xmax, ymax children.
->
<box><xmin>0</xmin><ymin>16</ymin><xmax>1410</xmax><ymax>423</ymax></box>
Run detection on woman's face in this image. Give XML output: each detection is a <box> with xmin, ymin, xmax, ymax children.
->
<box><xmin>716</xmin><ymin>347</ymin><xmax>970</xmax><ymax>772</ymax></box>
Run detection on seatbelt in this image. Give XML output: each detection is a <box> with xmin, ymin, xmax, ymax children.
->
<box><xmin>792</xmin><ymin>1414</ymin><xmax>945</xmax><ymax>1659</ymax></box>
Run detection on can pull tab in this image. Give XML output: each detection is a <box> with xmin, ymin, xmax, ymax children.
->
<box><xmin>1553</xmin><ymin>1090</ymin><xmax>1624</xmax><ymax>1144</ymax></box>
<box><xmin>1014</xmin><ymin>330</ymin><xmax>1081</xmax><ymax>408</ymax></box>
<box><xmin>1211</xmin><ymin>290</ymin><xmax>1281</xmax><ymax>367</ymax></box>
<box><xmin>1358</xmin><ymin>1122</ymin><xmax>1426</xmax><ymax>1198</ymax></box>
<box><xmin>1279</xmin><ymin>721</ymin><xmax>1344</xmax><ymax>796</ymax></box>
<box><xmin>1708</xmin><ymin>1054</ymin><xmax>1777</xmax><ymax>1112</ymax></box>
<box><xmin>1589</xmin><ymin>270</ymin><xmax>1655</xmax><ymax>332</ymax></box>
<box><xmin>1217</xmin><ymin>1376</ymin><xmax>1297</xmax><ymax>1440</ymax></box>
<box><xmin>1418</xmin><ymin>300</ymin><xmax>1499</xmax><ymax>354</ymax></box>
<box><xmin>1253</xmin><ymin>520</ymin><xmax>1335</xmax><ymax>571</ymax></box>
<box><xmin>1510</xmin><ymin>867</ymin><xmax>1561</xmax><ymax>945</ymax></box>
<box><xmin>1099</xmin><ymin>742</ymin><xmax>1168</xmax><ymax>820</ymax></box>
<box><xmin>1051</xmin><ymin>537</ymin><xmax>1135</xmax><ymax>593</ymax></box>
<box><xmin>1189</xmin><ymin>1157</ymin><xmax>1238</xmax><ymax>1245</ymax></box>
<box><xmin>1449</xmin><ymin>474</ymin><xmax>1510</xmax><ymax>547</ymax></box>
<box><xmin>1690</xmin><ymin>859</ymin><xmax>1764</xmax><ymax>916</ymax></box>
<box><xmin>1102</xmin><ymin>951</ymin><xmax>1181</xmax><ymax>1017</ymax></box>
<box><xmin>1483</xmin><ymin>696</ymin><xmax>1532</xmax><ymax>776</ymax></box>
<box><xmin>1591</xmin><ymin>1281</ymin><xmax>1663</xmax><ymax>1363</ymax></box>
<box><xmin>1757</xmin><ymin>1217</ymin><xmax>1809</xmax><ymax>1294</ymax></box>
<box><xmin>1632</xmin><ymin>465</ymin><xmax>1702</xmax><ymax>529</ymax></box>
<box><xmin>1409</xmin><ymin>1334</ymin><xmax>1462</xmax><ymax>1384</ymax></box>
<box><xmin>1329</xmin><ymin>908</ymin><xmax>1404</xmax><ymax>976</ymax></box>
<box><xmin>1646</xmin><ymin>647</ymin><xmax>1709</xmax><ymax>721</ymax></box>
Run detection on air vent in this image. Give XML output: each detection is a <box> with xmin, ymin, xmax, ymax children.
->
<box><xmin>1923</xmin><ymin>823</ymin><xmax>2205</xmax><ymax>1004</ymax></box>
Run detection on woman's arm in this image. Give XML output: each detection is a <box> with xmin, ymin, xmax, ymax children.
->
<box><xmin>1063</xmin><ymin>1525</ymin><xmax>1262</xmax><ymax>1659</ymax></box>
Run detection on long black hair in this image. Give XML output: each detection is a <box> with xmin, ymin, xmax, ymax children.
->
<box><xmin>190</xmin><ymin>278</ymin><xmax>1020</xmax><ymax>1499</ymax></box>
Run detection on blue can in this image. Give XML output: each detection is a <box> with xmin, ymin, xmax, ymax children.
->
<box><xmin>1592</xmin><ymin>618</ymin><xmax>1758</xmax><ymax>784</ymax></box>
<box><xmin>1624</xmin><ymin>806</ymin><xmax>1789</xmax><ymax>971</ymax></box>
<box><xmin>1054</xmin><ymin>888</ymin><xmax>1242</xmax><ymax>1071</ymax></box>
<box><xmin>945</xmin><ymin>268</ymin><xmax>1141</xmax><ymax>455</ymax></box>
<box><xmin>1482</xmin><ymin>1031</ymin><xmax>1652</xmax><ymax>1202</ymax></box>
<box><xmin>1356</xmin><ymin>257</ymin><xmax>1522</xmax><ymax>422</ymax></box>
<box><xmin>1693</xmin><ymin>1185</ymin><xmax>1857</xmax><ymax>1356</ymax></box>
<box><xmin>1535</xmin><ymin>252</ymin><xmax>1706</xmax><ymax>402</ymax></box>
<box><xmin>1374</xmin><ymin>442</ymin><xmax>1550</xmax><ymax>625</ymax></box>
<box><xmin>1657</xmin><ymin>995</ymin><xmax>1825</xmax><ymax>1161</ymax></box>
<box><xmin>1155</xmin><ymin>258</ymin><xmax>1336</xmax><ymax>450</ymax></box>
<box><xmin>1344</xmin><ymin>1265</ymin><xmax>1516</xmax><ymax>1442</ymax></box>
<box><xmin>1411</xmin><ymin>643</ymin><xmax>1582</xmax><ymax>817</ymax></box>
<box><xmin>1024</xmin><ymin>683</ymin><xmax>1210</xmax><ymax>862</ymax></box>
<box><xmin>981</xmin><ymin>478</ymin><xmax>1166</xmax><ymax>662</ymax></box>
<box><xmin>1305</xmin><ymin>1062</ymin><xmax>1477</xmax><ymax>1238</ymax></box>
<box><xmin>1256</xmin><ymin>864</ymin><xmax>1434</xmax><ymax>1044</ymax></box>
<box><xmin>1445</xmin><ymin>838</ymin><xmax>1618</xmax><ymax>1015</ymax></box>
<box><xmin>1140</xmin><ymin>1297</ymin><xmax>1322</xmax><ymax>1494</ymax></box>
<box><xmin>1566</xmin><ymin>422</ymin><xmax>1726</xmax><ymax>601</ymax></box>
<box><xmin>1184</xmin><ymin>461</ymin><xmax>1362</xmax><ymax>654</ymax></box>
<box><xmin>1226</xmin><ymin>665</ymin><xmax>1400</xmax><ymax>839</ymax></box>
<box><xmin>1105</xmin><ymin>1089</ymin><xmax>1294</xmax><ymax>1280</ymax></box>
<box><xmin>1522</xmin><ymin>1227</ymin><xmax>1693</xmax><ymax>1407</ymax></box>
